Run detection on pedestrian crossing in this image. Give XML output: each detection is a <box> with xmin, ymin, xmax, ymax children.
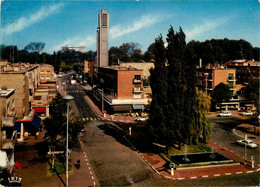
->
<box><xmin>82</xmin><ymin>117</ymin><xmax>101</xmax><ymax>121</ymax></box>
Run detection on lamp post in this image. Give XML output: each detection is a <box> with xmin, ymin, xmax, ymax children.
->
<box><xmin>204</xmin><ymin>73</ymin><xmax>209</xmax><ymax>96</ymax></box>
<box><xmin>63</xmin><ymin>95</ymin><xmax>74</xmax><ymax>187</ymax></box>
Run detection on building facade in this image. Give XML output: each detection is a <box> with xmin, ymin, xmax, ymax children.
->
<box><xmin>39</xmin><ymin>64</ymin><xmax>55</xmax><ymax>83</ymax></box>
<box><xmin>96</xmin><ymin>66</ymin><xmax>149</xmax><ymax>112</ymax></box>
<box><xmin>97</xmin><ymin>9</ymin><xmax>109</xmax><ymax>67</ymax></box>
<box><xmin>0</xmin><ymin>63</ymin><xmax>39</xmax><ymax>119</ymax></box>
<box><xmin>0</xmin><ymin>89</ymin><xmax>17</xmax><ymax>170</ymax></box>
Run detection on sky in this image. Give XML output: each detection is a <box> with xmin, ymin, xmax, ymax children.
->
<box><xmin>1</xmin><ymin>0</ymin><xmax>260</xmax><ymax>54</ymax></box>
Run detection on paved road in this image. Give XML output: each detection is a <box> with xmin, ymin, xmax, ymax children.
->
<box><xmin>208</xmin><ymin>116</ymin><xmax>259</xmax><ymax>164</ymax></box>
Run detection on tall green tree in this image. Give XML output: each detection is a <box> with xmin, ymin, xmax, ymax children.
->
<box><xmin>191</xmin><ymin>89</ymin><xmax>211</xmax><ymax>144</ymax></box>
<box><xmin>211</xmin><ymin>83</ymin><xmax>232</xmax><ymax>104</ymax></box>
<box><xmin>148</xmin><ymin>34</ymin><xmax>169</xmax><ymax>151</ymax></box>
<box><xmin>148</xmin><ymin>26</ymin><xmax>201</xmax><ymax>152</ymax></box>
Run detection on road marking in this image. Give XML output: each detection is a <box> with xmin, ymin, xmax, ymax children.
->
<box><xmin>247</xmin><ymin>171</ymin><xmax>253</xmax><ymax>173</ymax></box>
<box><xmin>225</xmin><ymin>173</ymin><xmax>231</xmax><ymax>175</ymax></box>
<box><xmin>177</xmin><ymin>178</ymin><xmax>185</xmax><ymax>180</ymax></box>
<box><xmin>202</xmin><ymin>175</ymin><xmax>208</xmax><ymax>178</ymax></box>
<box><xmin>214</xmin><ymin>174</ymin><xmax>220</xmax><ymax>177</ymax></box>
<box><xmin>83</xmin><ymin>118</ymin><xmax>85</xmax><ymax>121</ymax></box>
<box><xmin>236</xmin><ymin>172</ymin><xmax>243</xmax><ymax>174</ymax></box>
<box><xmin>90</xmin><ymin>117</ymin><xmax>93</xmax><ymax>120</ymax></box>
<box><xmin>86</xmin><ymin>118</ymin><xmax>89</xmax><ymax>120</ymax></box>
<box><xmin>190</xmin><ymin>177</ymin><xmax>197</xmax><ymax>179</ymax></box>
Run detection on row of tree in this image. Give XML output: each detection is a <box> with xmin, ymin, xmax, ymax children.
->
<box><xmin>148</xmin><ymin>27</ymin><xmax>211</xmax><ymax>152</ymax></box>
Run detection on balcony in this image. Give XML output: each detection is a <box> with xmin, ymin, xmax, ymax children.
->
<box><xmin>133</xmin><ymin>79</ymin><xmax>142</xmax><ymax>84</ymax></box>
<box><xmin>1</xmin><ymin>131</ymin><xmax>17</xmax><ymax>150</ymax></box>
<box><xmin>133</xmin><ymin>87</ymin><xmax>143</xmax><ymax>93</ymax></box>
<box><xmin>2</xmin><ymin>113</ymin><xmax>16</xmax><ymax>127</ymax></box>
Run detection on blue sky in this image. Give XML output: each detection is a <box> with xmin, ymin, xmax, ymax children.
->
<box><xmin>1</xmin><ymin>0</ymin><xmax>259</xmax><ymax>54</ymax></box>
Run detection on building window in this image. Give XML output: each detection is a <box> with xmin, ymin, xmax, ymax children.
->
<box><xmin>134</xmin><ymin>75</ymin><xmax>141</xmax><ymax>80</ymax></box>
<box><xmin>228</xmin><ymin>73</ymin><xmax>234</xmax><ymax>80</ymax></box>
<box><xmin>46</xmin><ymin>76</ymin><xmax>50</xmax><ymax>79</ymax></box>
<box><xmin>46</xmin><ymin>71</ymin><xmax>51</xmax><ymax>74</ymax></box>
<box><xmin>134</xmin><ymin>93</ymin><xmax>142</xmax><ymax>99</ymax></box>
<box><xmin>102</xmin><ymin>14</ymin><xmax>107</xmax><ymax>27</ymax></box>
<box><xmin>40</xmin><ymin>76</ymin><xmax>44</xmax><ymax>80</ymax></box>
<box><xmin>40</xmin><ymin>71</ymin><xmax>44</xmax><ymax>74</ymax></box>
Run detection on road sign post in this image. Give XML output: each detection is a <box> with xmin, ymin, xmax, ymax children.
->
<box><xmin>251</xmin><ymin>156</ymin><xmax>255</xmax><ymax>168</ymax></box>
<box><xmin>169</xmin><ymin>163</ymin><xmax>175</xmax><ymax>176</ymax></box>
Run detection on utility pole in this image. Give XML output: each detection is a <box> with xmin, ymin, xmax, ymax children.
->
<box><xmin>101</xmin><ymin>88</ymin><xmax>104</xmax><ymax>113</ymax></box>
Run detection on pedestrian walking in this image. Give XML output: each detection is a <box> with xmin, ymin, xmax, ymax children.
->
<box><xmin>77</xmin><ymin>159</ymin><xmax>81</xmax><ymax>169</ymax></box>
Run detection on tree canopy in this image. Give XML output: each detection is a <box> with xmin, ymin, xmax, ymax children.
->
<box><xmin>211</xmin><ymin>83</ymin><xmax>232</xmax><ymax>104</ymax></box>
<box><xmin>148</xmin><ymin>26</ymin><xmax>209</xmax><ymax>151</ymax></box>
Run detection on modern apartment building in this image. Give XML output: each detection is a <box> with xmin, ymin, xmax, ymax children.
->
<box><xmin>97</xmin><ymin>9</ymin><xmax>109</xmax><ymax>67</ymax></box>
<box><xmin>197</xmin><ymin>68</ymin><xmax>236</xmax><ymax>96</ymax></box>
<box><xmin>38</xmin><ymin>64</ymin><xmax>55</xmax><ymax>83</ymax></box>
<box><xmin>0</xmin><ymin>89</ymin><xmax>17</xmax><ymax>169</ymax></box>
<box><xmin>95</xmin><ymin>66</ymin><xmax>150</xmax><ymax>112</ymax></box>
<box><xmin>0</xmin><ymin>62</ymin><xmax>39</xmax><ymax>119</ymax></box>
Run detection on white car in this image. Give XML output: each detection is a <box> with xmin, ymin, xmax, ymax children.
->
<box><xmin>240</xmin><ymin>111</ymin><xmax>254</xmax><ymax>116</ymax></box>
<box><xmin>236</xmin><ymin>139</ymin><xmax>257</xmax><ymax>148</ymax></box>
<box><xmin>217</xmin><ymin>111</ymin><xmax>231</xmax><ymax>117</ymax></box>
<box><xmin>135</xmin><ymin>117</ymin><xmax>147</xmax><ymax>122</ymax></box>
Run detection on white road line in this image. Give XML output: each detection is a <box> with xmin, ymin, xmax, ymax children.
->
<box><xmin>190</xmin><ymin>177</ymin><xmax>197</xmax><ymax>179</ymax></box>
<box><xmin>177</xmin><ymin>178</ymin><xmax>185</xmax><ymax>180</ymax></box>
<box><xmin>247</xmin><ymin>171</ymin><xmax>253</xmax><ymax>173</ymax></box>
<box><xmin>225</xmin><ymin>173</ymin><xmax>231</xmax><ymax>175</ymax></box>
<box><xmin>202</xmin><ymin>175</ymin><xmax>208</xmax><ymax>178</ymax></box>
<box><xmin>214</xmin><ymin>174</ymin><xmax>220</xmax><ymax>177</ymax></box>
<box><xmin>236</xmin><ymin>172</ymin><xmax>243</xmax><ymax>174</ymax></box>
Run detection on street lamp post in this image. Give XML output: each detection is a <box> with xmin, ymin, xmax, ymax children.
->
<box><xmin>204</xmin><ymin>73</ymin><xmax>209</xmax><ymax>96</ymax></box>
<box><xmin>63</xmin><ymin>95</ymin><xmax>74</xmax><ymax>187</ymax></box>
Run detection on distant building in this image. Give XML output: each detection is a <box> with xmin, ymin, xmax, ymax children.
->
<box><xmin>61</xmin><ymin>45</ymin><xmax>86</xmax><ymax>53</ymax></box>
<box><xmin>38</xmin><ymin>64</ymin><xmax>55</xmax><ymax>83</ymax></box>
<box><xmin>97</xmin><ymin>9</ymin><xmax>109</xmax><ymax>67</ymax></box>
<box><xmin>95</xmin><ymin>66</ymin><xmax>151</xmax><ymax>112</ymax></box>
<box><xmin>224</xmin><ymin>59</ymin><xmax>260</xmax><ymax>84</ymax></box>
<box><xmin>197</xmin><ymin>67</ymin><xmax>236</xmax><ymax>96</ymax></box>
<box><xmin>0</xmin><ymin>88</ymin><xmax>17</xmax><ymax>170</ymax></box>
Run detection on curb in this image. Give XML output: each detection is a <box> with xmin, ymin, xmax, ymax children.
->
<box><xmin>232</xmin><ymin>126</ymin><xmax>260</xmax><ymax>145</ymax></box>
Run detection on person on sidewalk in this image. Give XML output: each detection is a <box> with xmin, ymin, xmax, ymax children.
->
<box><xmin>77</xmin><ymin>159</ymin><xmax>81</xmax><ymax>169</ymax></box>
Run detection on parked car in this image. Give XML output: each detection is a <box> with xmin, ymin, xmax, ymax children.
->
<box><xmin>236</xmin><ymin>139</ymin><xmax>257</xmax><ymax>148</ymax></box>
<box><xmin>217</xmin><ymin>111</ymin><xmax>231</xmax><ymax>117</ymax></box>
<box><xmin>240</xmin><ymin>111</ymin><xmax>254</xmax><ymax>116</ymax></box>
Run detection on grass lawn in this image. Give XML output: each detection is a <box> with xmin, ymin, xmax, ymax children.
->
<box><xmin>168</xmin><ymin>143</ymin><xmax>213</xmax><ymax>155</ymax></box>
<box><xmin>48</xmin><ymin>157</ymin><xmax>73</xmax><ymax>176</ymax></box>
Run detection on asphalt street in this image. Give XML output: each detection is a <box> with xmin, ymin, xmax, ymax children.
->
<box><xmin>208</xmin><ymin>116</ymin><xmax>259</xmax><ymax>164</ymax></box>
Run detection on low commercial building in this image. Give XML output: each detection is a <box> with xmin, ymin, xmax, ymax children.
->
<box><xmin>95</xmin><ymin>66</ymin><xmax>150</xmax><ymax>112</ymax></box>
<box><xmin>38</xmin><ymin>64</ymin><xmax>56</xmax><ymax>83</ymax></box>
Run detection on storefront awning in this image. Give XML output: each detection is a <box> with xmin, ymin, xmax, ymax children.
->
<box><xmin>32</xmin><ymin>114</ymin><xmax>41</xmax><ymax>130</ymax></box>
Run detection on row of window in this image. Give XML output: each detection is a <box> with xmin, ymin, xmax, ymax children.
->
<box><xmin>40</xmin><ymin>71</ymin><xmax>52</xmax><ymax>74</ymax></box>
<box><xmin>40</xmin><ymin>76</ymin><xmax>51</xmax><ymax>80</ymax></box>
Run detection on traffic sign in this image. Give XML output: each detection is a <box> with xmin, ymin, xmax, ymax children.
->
<box><xmin>169</xmin><ymin>163</ymin><xmax>175</xmax><ymax>169</ymax></box>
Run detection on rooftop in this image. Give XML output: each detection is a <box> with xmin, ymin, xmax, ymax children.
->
<box><xmin>0</xmin><ymin>89</ymin><xmax>15</xmax><ymax>97</ymax></box>
<box><xmin>101</xmin><ymin>66</ymin><xmax>142</xmax><ymax>71</ymax></box>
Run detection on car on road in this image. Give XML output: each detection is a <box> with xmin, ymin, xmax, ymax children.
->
<box><xmin>236</xmin><ymin>139</ymin><xmax>257</xmax><ymax>148</ymax></box>
<box><xmin>135</xmin><ymin>116</ymin><xmax>148</xmax><ymax>122</ymax></box>
<box><xmin>240</xmin><ymin>111</ymin><xmax>254</xmax><ymax>116</ymax></box>
<box><xmin>217</xmin><ymin>111</ymin><xmax>232</xmax><ymax>117</ymax></box>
